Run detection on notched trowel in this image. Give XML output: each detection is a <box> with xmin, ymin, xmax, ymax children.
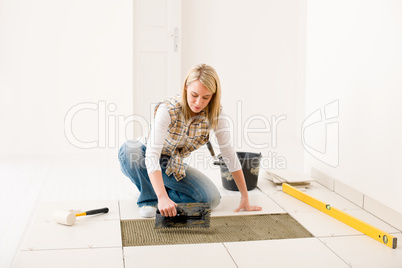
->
<box><xmin>155</xmin><ymin>203</ymin><xmax>211</xmax><ymax>229</ymax></box>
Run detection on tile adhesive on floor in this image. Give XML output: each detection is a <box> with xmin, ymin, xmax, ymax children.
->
<box><xmin>121</xmin><ymin>213</ymin><xmax>313</xmax><ymax>247</ymax></box>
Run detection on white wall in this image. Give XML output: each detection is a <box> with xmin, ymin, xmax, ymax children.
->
<box><xmin>305</xmin><ymin>1</ymin><xmax>402</xmax><ymax>214</ymax></box>
<box><xmin>182</xmin><ymin>0</ymin><xmax>306</xmax><ymax>161</ymax></box>
<box><xmin>0</xmin><ymin>0</ymin><xmax>134</xmax><ymax>156</ymax></box>
<box><xmin>1</xmin><ymin>0</ymin><xmax>305</xmax><ymax>163</ymax></box>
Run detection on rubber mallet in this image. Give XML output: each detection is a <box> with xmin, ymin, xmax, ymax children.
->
<box><xmin>53</xmin><ymin>207</ymin><xmax>109</xmax><ymax>226</ymax></box>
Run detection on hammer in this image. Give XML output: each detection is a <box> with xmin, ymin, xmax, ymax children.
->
<box><xmin>53</xmin><ymin>207</ymin><xmax>109</xmax><ymax>226</ymax></box>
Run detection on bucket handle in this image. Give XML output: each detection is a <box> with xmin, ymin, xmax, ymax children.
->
<box><xmin>207</xmin><ymin>141</ymin><xmax>222</xmax><ymax>165</ymax></box>
<box><xmin>207</xmin><ymin>141</ymin><xmax>262</xmax><ymax>165</ymax></box>
<box><xmin>213</xmin><ymin>160</ymin><xmax>223</xmax><ymax>166</ymax></box>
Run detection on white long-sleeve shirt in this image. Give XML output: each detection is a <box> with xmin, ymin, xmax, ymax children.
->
<box><xmin>140</xmin><ymin>104</ymin><xmax>241</xmax><ymax>175</ymax></box>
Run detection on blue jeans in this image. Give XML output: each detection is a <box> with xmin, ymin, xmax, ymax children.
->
<box><xmin>118</xmin><ymin>140</ymin><xmax>221</xmax><ymax>209</ymax></box>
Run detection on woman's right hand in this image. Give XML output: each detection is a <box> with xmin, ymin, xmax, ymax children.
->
<box><xmin>157</xmin><ymin>195</ymin><xmax>177</xmax><ymax>217</ymax></box>
<box><xmin>148</xmin><ymin>170</ymin><xmax>177</xmax><ymax>217</ymax></box>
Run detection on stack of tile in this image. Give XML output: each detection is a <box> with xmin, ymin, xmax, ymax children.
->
<box><xmin>262</xmin><ymin>169</ymin><xmax>314</xmax><ymax>190</ymax></box>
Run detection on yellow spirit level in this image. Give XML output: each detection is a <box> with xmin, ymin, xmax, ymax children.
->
<box><xmin>283</xmin><ymin>183</ymin><xmax>397</xmax><ymax>249</ymax></box>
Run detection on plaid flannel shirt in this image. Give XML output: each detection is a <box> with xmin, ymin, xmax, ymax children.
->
<box><xmin>154</xmin><ymin>94</ymin><xmax>211</xmax><ymax>181</ymax></box>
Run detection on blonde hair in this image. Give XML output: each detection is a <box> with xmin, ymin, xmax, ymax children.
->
<box><xmin>181</xmin><ymin>64</ymin><xmax>222</xmax><ymax>129</ymax></box>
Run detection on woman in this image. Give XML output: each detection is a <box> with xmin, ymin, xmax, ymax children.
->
<box><xmin>118</xmin><ymin>64</ymin><xmax>262</xmax><ymax>218</ymax></box>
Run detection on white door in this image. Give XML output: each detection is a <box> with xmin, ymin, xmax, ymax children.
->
<box><xmin>133</xmin><ymin>0</ymin><xmax>181</xmax><ymax>138</ymax></box>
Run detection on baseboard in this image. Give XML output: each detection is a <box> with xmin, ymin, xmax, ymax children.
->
<box><xmin>310</xmin><ymin>168</ymin><xmax>335</xmax><ymax>191</ymax></box>
<box><xmin>334</xmin><ymin>179</ymin><xmax>364</xmax><ymax>208</ymax></box>
<box><xmin>364</xmin><ymin>195</ymin><xmax>402</xmax><ymax>232</ymax></box>
<box><xmin>310</xmin><ymin>167</ymin><xmax>402</xmax><ymax>232</ymax></box>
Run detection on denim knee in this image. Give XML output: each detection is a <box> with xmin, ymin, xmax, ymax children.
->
<box><xmin>208</xmin><ymin>192</ymin><xmax>221</xmax><ymax>209</ymax></box>
<box><xmin>197</xmin><ymin>186</ymin><xmax>221</xmax><ymax>209</ymax></box>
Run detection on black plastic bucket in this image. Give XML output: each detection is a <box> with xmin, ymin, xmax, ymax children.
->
<box><xmin>214</xmin><ymin>152</ymin><xmax>262</xmax><ymax>191</ymax></box>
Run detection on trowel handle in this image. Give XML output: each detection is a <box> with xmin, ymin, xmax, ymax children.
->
<box><xmin>85</xmin><ymin>207</ymin><xmax>109</xmax><ymax>215</ymax></box>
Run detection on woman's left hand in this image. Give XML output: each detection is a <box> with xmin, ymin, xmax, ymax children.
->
<box><xmin>229</xmin><ymin>170</ymin><xmax>262</xmax><ymax>212</ymax></box>
<box><xmin>234</xmin><ymin>197</ymin><xmax>262</xmax><ymax>212</ymax></box>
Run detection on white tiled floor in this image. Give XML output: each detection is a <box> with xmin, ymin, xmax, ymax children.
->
<box><xmin>3</xmin><ymin>151</ymin><xmax>402</xmax><ymax>268</ymax></box>
<box><xmin>319</xmin><ymin>233</ymin><xmax>402</xmax><ymax>268</ymax></box>
<box><xmin>124</xmin><ymin>243</ymin><xmax>237</xmax><ymax>268</ymax></box>
<box><xmin>224</xmin><ymin>238</ymin><xmax>350</xmax><ymax>268</ymax></box>
<box><xmin>13</xmin><ymin>248</ymin><xmax>124</xmax><ymax>268</ymax></box>
<box><xmin>20</xmin><ymin>201</ymin><xmax>122</xmax><ymax>251</ymax></box>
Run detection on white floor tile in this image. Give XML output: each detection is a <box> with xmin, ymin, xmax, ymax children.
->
<box><xmin>257</xmin><ymin>178</ymin><xmax>280</xmax><ymax>195</ymax></box>
<box><xmin>224</xmin><ymin>238</ymin><xmax>349</xmax><ymax>268</ymax></box>
<box><xmin>119</xmin><ymin>199</ymin><xmax>141</xmax><ymax>220</ymax></box>
<box><xmin>21</xmin><ymin>219</ymin><xmax>121</xmax><ymax>251</ymax></box>
<box><xmin>20</xmin><ymin>201</ymin><xmax>121</xmax><ymax>250</ymax></box>
<box><xmin>319</xmin><ymin>233</ymin><xmax>402</xmax><ymax>268</ymax></box>
<box><xmin>211</xmin><ymin>195</ymin><xmax>285</xmax><ymax>217</ymax></box>
<box><xmin>13</xmin><ymin>247</ymin><xmax>124</xmax><ymax>268</ymax></box>
<box><xmin>288</xmin><ymin>210</ymin><xmax>363</xmax><ymax>237</ymax></box>
<box><xmin>265</xmin><ymin>191</ymin><xmax>316</xmax><ymax>213</ymax></box>
<box><xmin>0</xmin><ymin>155</ymin><xmax>54</xmax><ymax>268</ymax></box>
<box><xmin>124</xmin><ymin>243</ymin><xmax>237</xmax><ymax>268</ymax></box>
